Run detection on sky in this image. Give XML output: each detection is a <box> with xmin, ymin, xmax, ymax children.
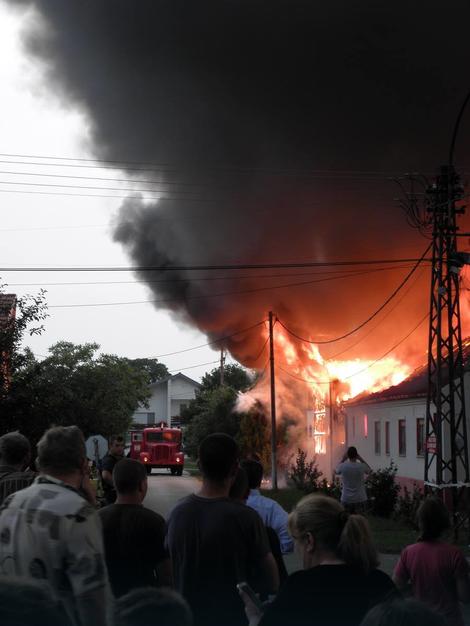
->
<box><xmin>0</xmin><ymin>2</ymin><xmax>225</xmax><ymax>380</ymax></box>
<box><xmin>2</xmin><ymin>1</ymin><xmax>470</xmax><ymax>387</ymax></box>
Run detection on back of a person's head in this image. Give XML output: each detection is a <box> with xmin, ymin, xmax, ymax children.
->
<box><xmin>240</xmin><ymin>459</ymin><xmax>264</xmax><ymax>489</ymax></box>
<box><xmin>113</xmin><ymin>458</ymin><xmax>147</xmax><ymax>494</ymax></box>
<box><xmin>0</xmin><ymin>577</ymin><xmax>68</xmax><ymax>626</ymax></box>
<box><xmin>37</xmin><ymin>426</ymin><xmax>85</xmax><ymax>475</ymax></box>
<box><xmin>360</xmin><ymin>598</ymin><xmax>446</xmax><ymax>626</ymax></box>
<box><xmin>289</xmin><ymin>493</ymin><xmax>378</xmax><ymax>574</ymax></box>
<box><xmin>0</xmin><ymin>431</ymin><xmax>30</xmax><ymax>466</ymax></box>
<box><xmin>110</xmin><ymin>434</ymin><xmax>125</xmax><ymax>446</ymax></box>
<box><xmin>198</xmin><ymin>433</ymin><xmax>239</xmax><ymax>483</ymax></box>
<box><xmin>347</xmin><ymin>446</ymin><xmax>358</xmax><ymax>460</ymax></box>
<box><xmin>229</xmin><ymin>466</ymin><xmax>250</xmax><ymax>501</ymax></box>
<box><xmin>116</xmin><ymin>587</ymin><xmax>192</xmax><ymax>626</ymax></box>
<box><xmin>417</xmin><ymin>496</ymin><xmax>450</xmax><ymax>541</ymax></box>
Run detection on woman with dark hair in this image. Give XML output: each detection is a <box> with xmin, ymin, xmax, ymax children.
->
<box><xmin>360</xmin><ymin>598</ymin><xmax>446</xmax><ymax>626</ymax></box>
<box><xmin>393</xmin><ymin>497</ymin><xmax>470</xmax><ymax>626</ymax></box>
<box><xmin>240</xmin><ymin>494</ymin><xmax>396</xmax><ymax>626</ymax></box>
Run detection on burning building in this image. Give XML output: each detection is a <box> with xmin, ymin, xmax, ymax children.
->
<box><xmin>9</xmin><ymin>2</ymin><xmax>470</xmax><ymax>472</ymax></box>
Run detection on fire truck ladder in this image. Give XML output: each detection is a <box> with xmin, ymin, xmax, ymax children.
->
<box><xmin>424</xmin><ymin>165</ymin><xmax>470</xmax><ymax>530</ymax></box>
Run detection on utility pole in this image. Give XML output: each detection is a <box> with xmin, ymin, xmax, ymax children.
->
<box><xmin>269</xmin><ymin>311</ymin><xmax>278</xmax><ymax>489</ymax></box>
<box><xmin>424</xmin><ymin>165</ymin><xmax>470</xmax><ymax>525</ymax></box>
<box><xmin>219</xmin><ymin>348</ymin><xmax>226</xmax><ymax>386</ymax></box>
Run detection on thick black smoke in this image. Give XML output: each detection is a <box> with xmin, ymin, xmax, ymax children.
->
<box><xmin>9</xmin><ymin>0</ymin><xmax>470</xmax><ymax>366</ymax></box>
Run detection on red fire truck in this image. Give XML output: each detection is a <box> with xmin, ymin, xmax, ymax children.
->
<box><xmin>128</xmin><ymin>423</ymin><xmax>184</xmax><ymax>475</ymax></box>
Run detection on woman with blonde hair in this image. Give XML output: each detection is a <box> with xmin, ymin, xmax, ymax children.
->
<box><xmin>240</xmin><ymin>494</ymin><xmax>396</xmax><ymax>626</ymax></box>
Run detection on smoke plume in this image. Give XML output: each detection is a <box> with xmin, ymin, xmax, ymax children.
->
<box><xmin>9</xmin><ymin>0</ymin><xmax>470</xmax><ymax>373</ymax></box>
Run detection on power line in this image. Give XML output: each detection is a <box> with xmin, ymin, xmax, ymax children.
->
<box><xmin>325</xmin><ymin>266</ymin><xmax>427</xmax><ymax>360</ymax></box>
<box><xmin>0</xmin><ymin>256</ymin><xmax>431</xmax><ymax>273</ymax></box>
<box><xmin>169</xmin><ymin>359</ymin><xmax>219</xmax><ymax>374</ymax></box>
<box><xmin>3</xmin><ymin>264</ymin><xmax>419</xmax><ymax>287</ymax></box>
<box><xmin>277</xmin><ymin>311</ymin><xmax>429</xmax><ymax>386</ymax></box>
<box><xmin>44</xmin><ymin>266</ymin><xmax>429</xmax><ymax>308</ymax></box>
<box><xmin>149</xmin><ymin>320</ymin><xmax>266</xmax><ymax>358</ymax></box>
<box><xmin>276</xmin><ymin>243</ymin><xmax>431</xmax><ymax>345</ymax></box>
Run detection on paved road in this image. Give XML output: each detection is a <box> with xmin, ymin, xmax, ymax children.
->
<box><xmin>144</xmin><ymin>469</ymin><xmax>199</xmax><ymax>518</ymax></box>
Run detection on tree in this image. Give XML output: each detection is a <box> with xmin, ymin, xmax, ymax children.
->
<box><xmin>237</xmin><ymin>401</ymin><xmax>271</xmax><ymax>471</ymax></box>
<box><xmin>200</xmin><ymin>363</ymin><xmax>252</xmax><ymax>393</ymax></box>
<box><xmin>124</xmin><ymin>357</ymin><xmax>169</xmax><ymax>384</ymax></box>
<box><xmin>2</xmin><ymin>341</ymin><xmax>151</xmax><ymax>442</ymax></box>
<box><xmin>0</xmin><ymin>287</ymin><xmax>48</xmax><ymax>399</ymax></box>
<box><xmin>183</xmin><ymin>386</ymin><xmax>240</xmax><ymax>457</ymax></box>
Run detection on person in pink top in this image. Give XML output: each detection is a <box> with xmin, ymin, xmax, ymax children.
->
<box><xmin>393</xmin><ymin>497</ymin><xmax>470</xmax><ymax>626</ymax></box>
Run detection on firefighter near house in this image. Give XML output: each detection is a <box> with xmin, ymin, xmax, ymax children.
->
<box><xmin>128</xmin><ymin>423</ymin><xmax>184</xmax><ymax>475</ymax></box>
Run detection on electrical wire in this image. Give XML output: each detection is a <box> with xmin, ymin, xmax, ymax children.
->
<box><xmin>276</xmin><ymin>243</ymin><xmax>431</xmax><ymax>344</ymax></box>
<box><xmin>169</xmin><ymin>359</ymin><xmax>219</xmax><ymax>373</ymax></box>
<box><xmin>0</xmin><ymin>256</ymin><xmax>431</xmax><ymax>273</ymax></box>
<box><xmin>44</xmin><ymin>265</ymin><xmax>430</xmax><ymax>308</ymax></box>
<box><xmin>148</xmin><ymin>320</ymin><xmax>267</xmax><ymax>358</ymax></box>
<box><xmin>3</xmin><ymin>263</ymin><xmax>421</xmax><ymax>287</ymax></box>
<box><xmin>277</xmin><ymin>311</ymin><xmax>429</xmax><ymax>386</ymax></box>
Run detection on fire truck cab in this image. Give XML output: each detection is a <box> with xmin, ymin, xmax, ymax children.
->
<box><xmin>128</xmin><ymin>423</ymin><xmax>184</xmax><ymax>476</ymax></box>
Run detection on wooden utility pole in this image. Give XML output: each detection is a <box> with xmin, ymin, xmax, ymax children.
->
<box><xmin>220</xmin><ymin>348</ymin><xmax>226</xmax><ymax>386</ymax></box>
<box><xmin>269</xmin><ymin>311</ymin><xmax>278</xmax><ymax>489</ymax></box>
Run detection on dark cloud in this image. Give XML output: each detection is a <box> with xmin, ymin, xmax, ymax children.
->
<box><xmin>9</xmin><ymin>0</ymin><xmax>470</xmax><ymax>367</ymax></box>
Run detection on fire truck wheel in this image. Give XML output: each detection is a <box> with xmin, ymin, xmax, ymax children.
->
<box><xmin>170</xmin><ymin>468</ymin><xmax>177</xmax><ymax>476</ymax></box>
<box><xmin>176</xmin><ymin>467</ymin><xmax>183</xmax><ymax>476</ymax></box>
<box><xmin>146</xmin><ymin>466</ymin><xmax>152</xmax><ymax>475</ymax></box>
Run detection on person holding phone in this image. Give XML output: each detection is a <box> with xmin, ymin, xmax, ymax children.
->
<box><xmin>239</xmin><ymin>494</ymin><xmax>395</xmax><ymax>626</ymax></box>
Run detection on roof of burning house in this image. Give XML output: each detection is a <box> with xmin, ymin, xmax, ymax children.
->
<box><xmin>346</xmin><ymin>340</ymin><xmax>470</xmax><ymax>407</ymax></box>
<box><xmin>0</xmin><ymin>294</ymin><xmax>16</xmax><ymax>329</ymax></box>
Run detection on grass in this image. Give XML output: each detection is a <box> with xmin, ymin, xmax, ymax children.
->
<box><xmin>259</xmin><ymin>487</ymin><xmax>470</xmax><ymax>556</ymax></box>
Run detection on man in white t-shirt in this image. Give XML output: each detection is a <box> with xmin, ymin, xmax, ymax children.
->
<box><xmin>335</xmin><ymin>446</ymin><xmax>371</xmax><ymax>513</ymax></box>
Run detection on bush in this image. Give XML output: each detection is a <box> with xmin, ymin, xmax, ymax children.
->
<box><xmin>317</xmin><ymin>477</ymin><xmax>341</xmax><ymax>500</ymax></box>
<box><xmin>288</xmin><ymin>448</ymin><xmax>323</xmax><ymax>493</ymax></box>
<box><xmin>366</xmin><ymin>462</ymin><xmax>400</xmax><ymax>517</ymax></box>
<box><xmin>395</xmin><ymin>483</ymin><xmax>424</xmax><ymax>529</ymax></box>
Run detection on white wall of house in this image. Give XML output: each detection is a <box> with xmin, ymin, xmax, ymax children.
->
<box><xmin>344</xmin><ymin>398</ymin><xmax>426</xmax><ymax>488</ymax></box>
<box><xmin>132</xmin><ymin>374</ymin><xmax>199</xmax><ymax>427</ymax></box>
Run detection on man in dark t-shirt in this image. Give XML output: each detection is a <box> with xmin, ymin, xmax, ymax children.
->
<box><xmin>166</xmin><ymin>433</ymin><xmax>279</xmax><ymax>626</ymax></box>
<box><xmin>99</xmin><ymin>458</ymin><xmax>171</xmax><ymax>597</ymax></box>
<box><xmin>100</xmin><ymin>434</ymin><xmax>125</xmax><ymax>505</ymax></box>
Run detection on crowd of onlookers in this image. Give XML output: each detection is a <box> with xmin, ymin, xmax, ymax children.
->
<box><xmin>0</xmin><ymin>427</ymin><xmax>468</xmax><ymax>626</ymax></box>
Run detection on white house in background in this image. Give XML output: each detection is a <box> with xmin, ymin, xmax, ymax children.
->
<box><xmin>343</xmin><ymin>358</ymin><xmax>470</xmax><ymax>490</ymax></box>
<box><xmin>132</xmin><ymin>373</ymin><xmax>200</xmax><ymax>428</ymax></box>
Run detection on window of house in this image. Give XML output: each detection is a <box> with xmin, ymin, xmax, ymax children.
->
<box><xmin>398</xmin><ymin>419</ymin><xmax>406</xmax><ymax>456</ymax></box>
<box><xmin>385</xmin><ymin>421</ymin><xmax>390</xmax><ymax>455</ymax></box>
<box><xmin>416</xmin><ymin>418</ymin><xmax>425</xmax><ymax>457</ymax></box>
<box><xmin>374</xmin><ymin>421</ymin><xmax>381</xmax><ymax>455</ymax></box>
<box><xmin>352</xmin><ymin>415</ymin><xmax>356</xmax><ymax>438</ymax></box>
<box><xmin>364</xmin><ymin>414</ymin><xmax>368</xmax><ymax>438</ymax></box>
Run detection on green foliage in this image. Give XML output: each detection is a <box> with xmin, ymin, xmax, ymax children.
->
<box><xmin>0</xmin><ymin>287</ymin><xmax>48</xmax><ymax>399</ymax></box>
<box><xmin>317</xmin><ymin>476</ymin><xmax>342</xmax><ymax>500</ymax></box>
<box><xmin>124</xmin><ymin>357</ymin><xmax>169</xmax><ymax>383</ymax></box>
<box><xmin>366</xmin><ymin>462</ymin><xmax>400</xmax><ymax>517</ymax></box>
<box><xmin>288</xmin><ymin>448</ymin><xmax>323</xmax><ymax>493</ymax></box>
<box><xmin>200</xmin><ymin>363</ymin><xmax>252</xmax><ymax>393</ymax></box>
<box><xmin>183</xmin><ymin>386</ymin><xmax>239</xmax><ymax>457</ymax></box>
<box><xmin>1</xmin><ymin>341</ymin><xmax>151</xmax><ymax>442</ymax></box>
<box><xmin>395</xmin><ymin>483</ymin><xmax>425</xmax><ymax>529</ymax></box>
